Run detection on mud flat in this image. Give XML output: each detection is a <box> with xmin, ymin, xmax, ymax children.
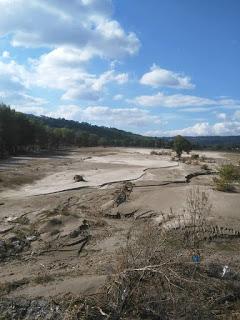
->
<box><xmin>0</xmin><ymin>147</ymin><xmax>240</xmax><ymax>317</ymax></box>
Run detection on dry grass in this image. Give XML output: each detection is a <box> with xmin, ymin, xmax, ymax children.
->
<box><xmin>99</xmin><ymin>222</ymin><xmax>240</xmax><ymax>319</ymax></box>
<box><xmin>0</xmin><ymin>279</ymin><xmax>29</xmax><ymax>296</ymax></box>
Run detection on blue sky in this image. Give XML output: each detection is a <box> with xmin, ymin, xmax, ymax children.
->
<box><xmin>0</xmin><ymin>0</ymin><xmax>240</xmax><ymax>136</ymax></box>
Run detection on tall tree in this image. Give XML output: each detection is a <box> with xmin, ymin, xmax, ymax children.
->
<box><xmin>173</xmin><ymin>135</ymin><xmax>192</xmax><ymax>159</ymax></box>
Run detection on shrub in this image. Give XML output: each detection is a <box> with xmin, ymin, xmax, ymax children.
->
<box><xmin>214</xmin><ymin>164</ymin><xmax>240</xmax><ymax>192</ymax></box>
<box><xmin>213</xmin><ymin>177</ymin><xmax>235</xmax><ymax>192</ymax></box>
<box><xmin>192</xmin><ymin>160</ymin><xmax>200</xmax><ymax>165</ymax></box>
<box><xmin>201</xmin><ymin>164</ymin><xmax>209</xmax><ymax>170</ymax></box>
<box><xmin>150</xmin><ymin>150</ymin><xmax>172</xmax><ymax>156</ymax></box>
<box><xmin>185</xmin><ymin>186</ymin><xmax>212</xmax><ymax>247</ymax></box>
<box><xmin>191</xmin><ymin>154</ymin><xmax>199</xmax><ymax>160</ymax></box>
<box><xmin>218</xmin><ymin>164</ymin><xmax>240</xmax><ymax>182</ymax></box>
<box><xmin>199</xmin><ymin>155</ymin><xmax>206</xmax><ymax>162</ymax></box>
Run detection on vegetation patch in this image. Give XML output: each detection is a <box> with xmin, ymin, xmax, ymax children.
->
<box><xmin>213</xmin><ymin>164</ymin><xmax>240</xmax><ymax>192</ymax></box>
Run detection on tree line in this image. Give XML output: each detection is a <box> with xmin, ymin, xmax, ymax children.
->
<box><xmin>0</xmin><ymin>104</ymin><xmax>168</xmax><ymax>158</ymax></box>
<box><xmin>1</xmin><ymin>104</ymin><xmax>239</xmax><ymax>159</ymax></box>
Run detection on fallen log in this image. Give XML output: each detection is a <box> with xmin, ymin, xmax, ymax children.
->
<box><xmin>64</xmin><ymin>235</ymin><xmax>90</xmax><ymax>247</ymax></box>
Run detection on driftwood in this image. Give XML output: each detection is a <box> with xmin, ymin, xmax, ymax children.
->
<box><xmin>64</xmin><ymin>235</ymin><xmax>90</xmax><ymax>247</ymax></box>
<box><xmin>77</xmin><ymin>238</ymin><xmax>89</xmax><ymax>255</ymax></box>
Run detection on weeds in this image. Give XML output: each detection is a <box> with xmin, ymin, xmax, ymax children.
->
<box><xmin>213</xmin><ymin>164</ymin><xmax>240</xmax><ymax>192</ymax></box>
<box><xmin>102</xmin><ymin>222</ymin><xmax>240</xmax><ymax>319</ymax></box>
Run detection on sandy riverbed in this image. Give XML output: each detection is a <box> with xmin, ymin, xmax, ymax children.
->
<box><xmin>0</xmin><ymin>147</ymin><xmax>239</xmax><ymax>299</ymax></box>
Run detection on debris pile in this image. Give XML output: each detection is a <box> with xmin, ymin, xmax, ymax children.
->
<box><xmin>0</xmin><ymin>298</ymin><xmax>63</xmax><ymax>320</ymax></box>
<box><xmin>103</xmin><ymin>182</ymin><xmax>134</xmax><ymax>219</ymax></box>
<box><xmin>0</xmin><ymin>235</ymin><xmax>30</xmax><ymax>261</ymax></box>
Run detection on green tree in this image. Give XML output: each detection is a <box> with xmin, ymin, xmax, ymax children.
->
<box><xmin>173</xmin><ymin>135</ymin><xmax>192</xmax><ymax>159</ymax></box>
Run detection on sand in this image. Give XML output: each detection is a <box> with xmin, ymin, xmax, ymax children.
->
<box><xmin>0</xmin><ymin>147</ymin><xmax>239</xmax><ymax>299</ymax></box>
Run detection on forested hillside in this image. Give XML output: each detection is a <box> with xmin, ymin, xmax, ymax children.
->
<box><xmin>187</xmin><ymin>136</ymin><xmax>240</xmax><ymax>151</ymax></box>
<box><xmin>0</xmin><ymin>104</ymin><xmax>240</xmax><ymax>158</ymax></box>
<box><xmin>0</xmin><ymin>104</ymin><xmax>164</xmax><ymax>157</ymax></box>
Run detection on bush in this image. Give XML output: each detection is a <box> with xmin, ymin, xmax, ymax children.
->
<box><xmin>150</xmin><ymin>150</ymin><xmax>172</xmax><ymax>156</ymax></box>
<box><xmin>200</xmin><ymin>155</ymin><xmax>206</xmax><ymax>162</ymax></box>
<box><xmin>150</xmin><ymin>150</ymin><xmax>159</xmax><ymax>155</ymax></box>
<box><xmin>214</xmin><ymin>164</ymin><xmax>240</xmax><ymax>192</ymax></box>
<box><xmin>213</xmin><ymin>177</ymin><xmax>235</xmax><ymax>192</ymax></box>
<box><xmin>218</xmin><ymin>164</ymin><xmax>240</xmax><ymax>182</ymax></box>
<box><xmin>191</xmin><ymin>154</ymin><xmax>199</xmax><ymax>160</ymax></box>
<box><xmin>201</xmin><ymin>164</ymin><xmax>209</xmax><ymax>170</ymax></box>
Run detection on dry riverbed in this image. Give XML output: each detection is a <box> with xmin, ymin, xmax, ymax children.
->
<box><xmin>0</xmin><ymin>147</ymin><xmax>240</xmax><ymax>318</ymax></box>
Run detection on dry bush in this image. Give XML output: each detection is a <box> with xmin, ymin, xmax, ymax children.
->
<box><xmin>192</xmin><ymin>160</ymin><xmax>200</xmax><ymax>165</ymax></box>
<box><xmin>213</xmin><ymin>177</ymin><xmax>235</xmax><ymax>192</ymax></box>
<box><xmin>182</xmin><ymin>187</ymin><xmax>212</xmax><ymax>248</ymax></box>
<box><xmin>191</xmin><ymin>154</ymin><xmax>199</xmax><ymax>160</ymax></box>
<box><xmin>150</xmin><ymin>150</ymin><xmax>159</xmax><ymax>155</ymax></box>
<box><xmin>103</xmin><ymin>222</ymin><xmax>239</xmax><ymax>319</ymax></box>
<box><xmin>201</xmin><ymin>163</ymin><xmax>209</xmax><ymax>170</ymax></box>
<box><xmin>151</xmin><ymin>150</ymin><xmax>172</xmax><ymax>156</ymax></box>
<box><xmin>200</xmin><ymin>155</ymin><xmax>207</xmax><ymax>162</ymax></box>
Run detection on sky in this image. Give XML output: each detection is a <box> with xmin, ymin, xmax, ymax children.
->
<box><xmin>0</xmin><ymin>0</ymin><xmax>240</xmax><ymax>136</ymax></box>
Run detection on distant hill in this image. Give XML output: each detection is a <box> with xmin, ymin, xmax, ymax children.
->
<box><xmin>0</xmin><ymin>104</ymin><xmax>239</xmax><ymax>158</ymax></box>
<box><xmin>185</xmin><ymin>136</ymin><xmax>240</xmax><ymax>151</ymax></box>
<box><xmin>30</xmin><ymin>114</ymin><xmax>240</xmax><ymax>151</ymax></box>
<box><xmin>27</xmin><ymin>114</ymin><xmax>165</xmax><ymax>148</ymax></box>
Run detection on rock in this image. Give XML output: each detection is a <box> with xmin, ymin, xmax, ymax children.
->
<box><xmin>73</xmin><ymin>174</ymin><xmax>86</xmax><ymax>182</ymax></box>
<box><xmin>6</xmin><ymin>216</ymin><xmax>18</xmax><ymax>222</ymax></box>
<box><xmin>26</xmin><ymin>235</ymin><xmax>38</xmax><ymax>242</ymax></box>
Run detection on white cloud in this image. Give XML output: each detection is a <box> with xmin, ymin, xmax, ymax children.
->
<box><xmin>146</xmin><ymin>120</ymin><xmax>240</xmax><ymax>137</ymax></box>
<box><xmin>0</xmin><ymin>60</ymin><xmax>30</xmax><ymax>90</ymax></box>
<box><xmin>13</xmin><ymin>104</ymin><xmax>46</xmax><ymax>116</ymax></box>
<box><xmin>216</xmin><ymin>113</ymin><xmax>227</xmax><ymax>120</ymax></box>
<box><xmin>47</xmin><ymin>105</ymin><xmax>162</xmax><ymax>129</ymax></box>
<box><xmin>0</xmin><ymin>59</ymin><xmax>47</xmax><ymax>110</ymax></box>
<box><xmin>1</xmin><ymin>51</ymin><xmax>10</xmax><ymax>58</ymax></box>
<box><xmin>140</xmin><ymin>65</ymin><xmax>194</xmax><ymax>89</ymax></box>
<box><xmin>27</xmin><ymin>48</ymin><xmax>129</xmax><ymax>101</ymax></box>
<box><xmin>1</xmin><ymin>90</ymin><xmax>47</xmax><ymax>113</ymax></box>
<box><xmin>0</xmin><ymin>0</ymin><xmax>140</xmax><ymax>59</ymax></box>
<box><xmin>233</xmin><ymin>110</ymin><xmax>240</xmax><ymax>120</ymax></box>
<box><xmin>179</xmin><ymin>107</ymin><xmax>209</xmax><ymax>113</ymax></box>
<box><xmin>169</xmin><ymin>121</ymin><xmax>240</xmax><ymax>136</ymax></box>
<box><xmin>133</xmin><ymin>92</ymin><xmax>216</xmax><ymax>108</ymax></box>
<box><xmin>0</xmin><ymin>49</ymin><xmax>129</xmax><ymax>103</ymax></box>
<box><xmin>47</xmin><ymin>105</ymin><xmax>81</xmax><ymax>120</ymax></box>
<box><xmin>133</xmin><ymin>92</ymin><xmax>240</xmax><ymax>109</ymax></box>
<box><xmin>113</xmin><ymin>94</ymin><xmax>124</xmax><ymax>101</ymax></box>
<box><xmin>60</xmin><ymin>69</ymin><xmax>129</xmax><ymax>101</ymax></box>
